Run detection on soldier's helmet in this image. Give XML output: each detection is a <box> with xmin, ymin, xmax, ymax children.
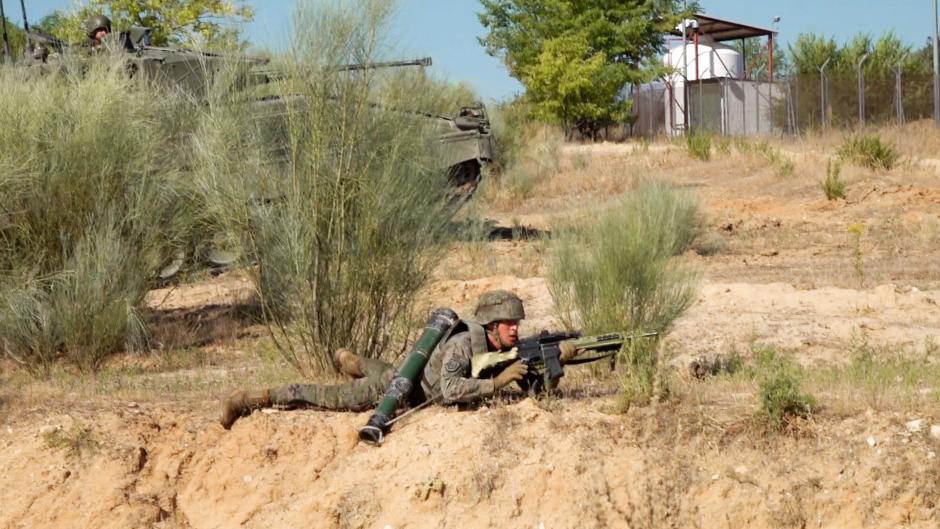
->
<box><xmin>473</xmin><ymin>289</ymin><xmax>525</xmax><ymax>325</ymax></box>
<box><xmin>84</xmin><ymin>14</ymin><xmax>112</xmax><ymax>39</ymax></box>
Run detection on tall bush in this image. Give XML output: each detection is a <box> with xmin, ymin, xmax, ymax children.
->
<box><xmin>0</xmin><ymin>57</ymin><xmax>195</xmax><ymax>375</ymax></box>
<box><xmin>194</xmin><ymin>0</ymin><xmax>457</xmax><ymax>376</ymax></box>
<box><xmin>548</xmin><ymin>181</ymin><xmax>701</xmax><ymax>407</ymax></box>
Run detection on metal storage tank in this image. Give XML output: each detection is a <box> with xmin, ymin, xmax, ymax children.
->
<box><xmin>664</xmin><ymin>40</ymin><xmax>743</xmax><ymax>134</ymax></box>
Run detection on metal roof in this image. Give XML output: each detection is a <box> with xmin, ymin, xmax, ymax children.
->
<box><xmin>670</xmin><ymin>13</ymin><xmax>777</xmax><ymax>42</ymax></box>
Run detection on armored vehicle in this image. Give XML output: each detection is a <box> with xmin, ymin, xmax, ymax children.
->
<box><xmin>20</xmin><ymin>25</ymin><xmax>494</xmax><ymax>200</ymax></box>
<box><xmin>15</xmin><ymin>23</ymin><xmax>494</xmax><ymax>275</ymax></box>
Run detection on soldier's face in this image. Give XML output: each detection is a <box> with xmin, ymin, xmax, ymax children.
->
<box><xmin>493</xmin><ymin>319</ymin><xmax>520</xmax><ymax>348</ymax></box>
<box><xmin>94</xmin><ymin>29</ymin><xmax>109</xmax><ymax>43</ymax></box>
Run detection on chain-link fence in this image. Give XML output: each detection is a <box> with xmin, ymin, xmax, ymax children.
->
<box><xmin>632</xmin><ymin>69</ymin><xmax>935</xmax><ymax>136</ymax></box>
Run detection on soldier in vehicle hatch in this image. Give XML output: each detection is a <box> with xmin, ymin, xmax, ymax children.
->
<box><xmin>84</xmin><ymin>14</ymin><xmax>112</xmax><ymax>46</ymax></box>
<box><xmin>219</xmin><ymin>289</ymin><xmax>579</xmax><ymax>429</ymax></box>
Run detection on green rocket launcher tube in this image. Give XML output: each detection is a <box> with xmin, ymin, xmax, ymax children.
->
<box><xmin>358</xmin><ymin>307</ymin><xmax>458</xmax><ymax>445</ymax></box>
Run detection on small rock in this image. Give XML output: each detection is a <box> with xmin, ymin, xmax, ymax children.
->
<box><xmin>867</xmin><ymin>436</ymin><xmax>876</xmax><ymax>447</ymax></box>
<box><xmin>711</xmin><ymin>474</ymin><xmax>720</xmax><ymax>480</ymax></box>
<box><xmin>930</xmin><ymin>425</ymin><xmax>940</xmax><ymax>440</ymax></box>
<box><xmin>760</xmin><ymin>249</ymin><xmax>779</xmax><ymax>257</ymax></box>
<box><xmin>6</xmin><ymin>427</ymin><xmax>12</xmax><ymax>434</ymax></box>
<box><xmin>243</xmin><ymin>475</ymin><xmax>253</xmax><ymax>483</ymax></box>
<box><xmin>906</xmin><ymin>419</ymin><xmax>925</xmax><ymax>433</ymax></box>
<box><xmin>39</xmin><ymin>425</ymin><xmax>60</xmax><ymax>435</ymax></box>
<box><xmin>127</xmin><ymin>402</ymin><xmax>139</xmax><ymax>409</ymax></box>
<box><xmin>734</xmin><ymin>465</ymin><xmax>748</xmax><ymax>474</ymax></box>
<box><xmin>928</xmin><ymin>451</ymin><xmax>936</xmax><ymax>460</ymax></box>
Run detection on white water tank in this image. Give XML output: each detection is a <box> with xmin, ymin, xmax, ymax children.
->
<box><xmin>663</xmin><ymin>41</ymin><xmax>743</xmax><ymax>82</ymax></box>
<box><xmin>663</xmin><ymin>40</ymin><xmax>743</xmax><ymax>134</ymax></box>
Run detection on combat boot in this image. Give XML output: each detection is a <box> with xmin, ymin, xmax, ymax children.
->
<box><xmin>219</xmin><ymin>388</ymin><xmax>271</xmax><ymax>429</ymax></box>
<box><xmin>333</xmin><ymin>348</ymin><xmax>365</xmax><ymax>378</ymax></box>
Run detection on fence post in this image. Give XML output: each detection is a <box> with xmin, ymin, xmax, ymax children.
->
<box><xmin>858</xmin><ymin>53</ymin><xmax>870</xmax><ymax>127</ymax></box>
<box><xmin>819</xmin><ymin>57</ymin><xmax>831</xmax><ymax>129</ymax></box>
<box><xmin>894</xmin><ymin>53</ymin><xmax>909</xmax><ymax>128</ymax></box>
<box><xmin>755</xmin><ymin>65</ymin><xmax>766</xmax><ymax>134</ymax></box>
<box><xmin>786</xmin><ymin>80</ymin><xmax>796</xmax><ymax>135</ymax></box>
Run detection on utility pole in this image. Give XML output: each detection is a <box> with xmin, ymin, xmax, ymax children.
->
<box><xmin>1</xmin><ymin>0</ymin><xmax>12</xmax><ymax>64</ymax></box>
<box><xmin>934</xmin><ymin>0</ymin><xmax>939</xmax><ymax>125</ymax></box>
<box><xmin>17</xmin><ymin>0</ymin><xmax>29</xmax><ymax>54</ymax></box>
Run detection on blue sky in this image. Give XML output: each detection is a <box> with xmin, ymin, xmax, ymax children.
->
<box><xmin>12</xmin><ymin>1</ymin><xmax>940</xmax><ymax>101</ymax></box>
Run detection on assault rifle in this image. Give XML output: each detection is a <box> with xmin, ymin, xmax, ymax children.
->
<box><xmin>471</xmin><ymin>330</ymin><xmax>658</xmax><ymax>393</ymax></box>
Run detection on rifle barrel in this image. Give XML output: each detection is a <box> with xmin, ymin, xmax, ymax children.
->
<box><xmin>572</xmin><ymin>331</ymin><xmax>657</xmax><ymax>353</ymax></box>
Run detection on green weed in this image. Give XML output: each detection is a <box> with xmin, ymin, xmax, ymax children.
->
<box><xmin>820</xmin><ymin>158</ymin><xmax>846</xmax><ymax>200</ymax></box>
<box><xmin>686</xmin><ymin>133</ymin><xmax>711</xmax><ymax>161</ymax></box>
<box><xmin>837</xmin><ymin>135</ymin><xmax>898</xmax><ymax>171</ymax></box>
<box><xmin>44</xmin><ymin>422</ymin><xmax>99</xmax><ymax>458</ymax></box>
<box><xmin>847</xmin><ymin>223</ymin><xmax>866</xmax><ymax>286</ymax></box>
<box><xmin>754</xmin><ymin>346</ymin><xmax>816</xmax><ymax>427</ymax></box>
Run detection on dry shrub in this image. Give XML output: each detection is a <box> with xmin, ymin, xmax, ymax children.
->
<box><xmin>837</xmin><ymin>134</ymin><xmax>898</xmax><ymax>170</ymax></box>
<box><xmin>194</xmin><ymin>0</ymin><xmax>458</xmax><ymax>376</ymax></box>
<box><xmin>548</xmin><ymin>181</ymin><xmax>701</xmax><ymax>408</ymax></box>
<box><xmin>0</xmin><ymin>57</ymin><xmax>195</xmax><ymax>376</ymax></box>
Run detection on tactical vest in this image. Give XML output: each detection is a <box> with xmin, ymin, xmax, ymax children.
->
<box><xmin>463</xmin><ymin>319</ymin><xmax>490</xmax><ymax>354</ymax></box>
<box><xmin>418</xmin><ymin>318</ymin><xmax>489</xmax><ymax>400</ymax></box>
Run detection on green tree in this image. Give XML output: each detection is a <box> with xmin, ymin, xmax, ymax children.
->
<box><xmin>38</xmin><ymin>0</ymin><xmax>252</xmax><ymax>48</ymax></box>
<box><xmin>478</xmin><ymin>0</ymin><xmax>687</xmax><ymax>138</ymax></box>
<box><xmin>837</xmin><ymin>34</ymin><xmax>873</xmax><ymax>73</ymax></box>
<box><xmin>788</xmin><ymin>33</ymin><xmax>839</xmax><ymax>74</ymax></box>
<box><xmin>732</xmin><ymin>37</ymin><xmax>788</xmax><ymax>80</ymax></box>
<box><xmin>523</xmin><ymin>34</ymin><xmax>630</xmax><ymax>138</ymax></box>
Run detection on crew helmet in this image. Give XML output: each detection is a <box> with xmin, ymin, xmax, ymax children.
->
<box><xmin>473</xmin><ymin>289</ymin><xmax>525</xmax><ymax>325</ymax></box>
<box><xmin>85</xmin><ymin>14</ymin><xmax>112</xmax><ymax>39</ymax></box>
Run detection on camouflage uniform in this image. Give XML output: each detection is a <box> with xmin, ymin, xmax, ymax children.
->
<box><xmin>423</xmin><ymin>320</ymin><xmax>498</xmax><ymax>403</ymax></box>
<box><xmin>269</xmin><ymin>357</ymin><xmax>399</xmax><ymax>411</ymax></box>
<box><xmin>220</xmin><ymin>289</ymin><xmax>524</xmax><ymax>428</ymax></box>
<box><xmin>266</xmin><ymin>318</ymin><xmax>500</xmax><ymax>410</ymax></box>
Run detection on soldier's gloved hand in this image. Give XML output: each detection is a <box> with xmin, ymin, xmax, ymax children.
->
<box><xmin>493</xmin><ymin>360</ymin><xmax>528</xmax><ymax>389</ymax></box>
<box><xmin>559</xmin><ymin>339</ymin><xmax>580</xmax><ymax>363</ymax></box>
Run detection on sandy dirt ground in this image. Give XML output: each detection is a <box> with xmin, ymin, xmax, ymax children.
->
<box><xmin>2</xmin><ymin>137</ymin><xmax>940</xmax><ymax>528</ymax></box>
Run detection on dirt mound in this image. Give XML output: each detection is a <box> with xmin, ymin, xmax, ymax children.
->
<box><xmin>3</xmin><ymin>399</ymin><xmax>938</xmax><ymax>528</ymax></box>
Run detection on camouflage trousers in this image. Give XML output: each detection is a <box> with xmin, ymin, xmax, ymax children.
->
<box><xmin>268</xmin><ymin>358</ymin><xmax>396</xmax><ymax>412</ymax></box>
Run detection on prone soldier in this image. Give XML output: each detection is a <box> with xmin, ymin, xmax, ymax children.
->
<box><xmin>219</xmin><ymin>289</ymin><xmax>578</xmax><ymax>429</ymax></box>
